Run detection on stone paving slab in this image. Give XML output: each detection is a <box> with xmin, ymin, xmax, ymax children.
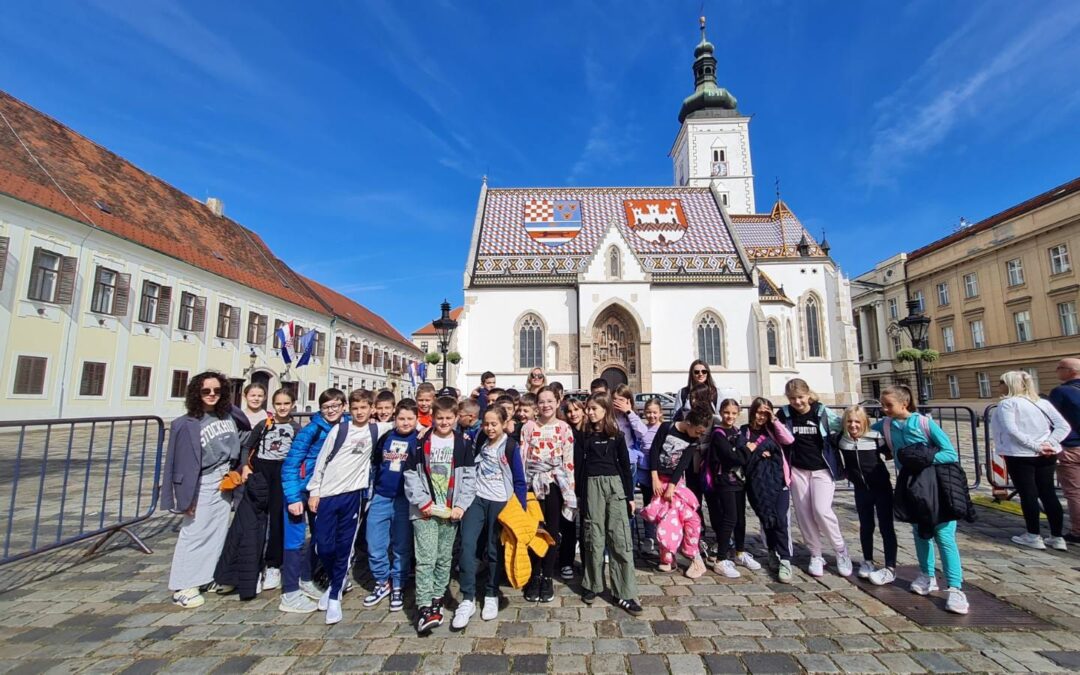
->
<box><xmin>1</xmin><ymin>487</ymin><xmax>1079</xmax><ymax>673</ymax></box>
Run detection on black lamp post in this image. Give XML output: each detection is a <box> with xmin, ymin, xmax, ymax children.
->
<box><xmin>898</xmin><ymin>299</ymin><xmax>932</xmax><ymax>406</ymax></box>
<box><xmin>432</xmin><ymin>300</ymin><xmax>458</xmax><ymax>390</ymax></box>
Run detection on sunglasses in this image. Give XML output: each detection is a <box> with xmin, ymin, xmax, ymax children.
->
<box><xmin>200</xmin><ymin>387</ymin><xmax>222</xmax><ymax>396</ymax></box>
<box><xmin>692</xmin><ymin>369</ymin><xmax>708</xmax><ymax>375</ymax></box>
<box><xmin>530</xmin><ymin>373</ymin><xmax>544</xmax><ymax>379</ymax></box>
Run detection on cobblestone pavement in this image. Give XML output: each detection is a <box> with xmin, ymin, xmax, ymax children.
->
<box><xmin>2</xmin><ymin>485</ymin><xmax>1079</xmax><ymax>675</ymax></box>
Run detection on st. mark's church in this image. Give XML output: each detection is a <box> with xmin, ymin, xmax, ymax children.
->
<box><xmin>455</xmin><ymin>20</ymin><xmax>860</xmax><ymax>403</ymax></box>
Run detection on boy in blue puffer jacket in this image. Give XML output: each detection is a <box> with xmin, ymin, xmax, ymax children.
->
<box><xmin>279</xmin><ymin>388</ymin><xmax>348</xmax><ymax>613</ymax></box>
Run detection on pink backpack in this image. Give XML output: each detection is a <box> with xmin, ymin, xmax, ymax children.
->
<box><xmin>882</xmin><ymin>414</ymin><xmax>931</xmax><ymax>452</ymax></box>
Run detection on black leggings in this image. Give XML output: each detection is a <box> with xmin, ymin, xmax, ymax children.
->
<box><xmin>1006</xmin><ymin>455</ymin><xmax>1063</xmax><ymax>537</ymax></box>
<box><xmin>254</xmin><ymin>458</ymin><xmax>284</xmax><ymax>568</ymax></box>
<box><xmin>531</xmin><ymin>489</ymin><xmax>563</xmax><ymax>579</ymax></box>
<box><xmin>852</xmin><ymin>468</ymin><xmax>897</xmax><ymax>567</ymax></box>
<box><xmin>710</xmin><ymin>488</ymin><xmax>746</xmax><ymax>559</ymax></box>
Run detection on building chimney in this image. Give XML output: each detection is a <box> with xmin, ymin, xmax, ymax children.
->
<box><xmin>206</xmin><ymin>197</ymin><xmax>225</xmax><ymax>216</ymax></box>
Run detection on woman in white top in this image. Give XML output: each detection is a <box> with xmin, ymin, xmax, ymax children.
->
<box><xmin>990</xmin><ymin>370</ymin><xmax>1072</xmax><ymax>550</ymax></box>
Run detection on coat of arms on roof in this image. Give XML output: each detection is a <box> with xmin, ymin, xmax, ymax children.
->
<box><xmin>623</xmin><ymin>199</ymin><xmax>688</xmax><ymax>245</ymax></box>
<box><xmin>523</xmin><ymin>198</ymin><xmax>582</xmax><ymax>247</ymax></box>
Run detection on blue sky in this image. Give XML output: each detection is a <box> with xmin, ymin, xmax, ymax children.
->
<box><xmin>2</xmin><ymin>1</ymin><xmax>1079</xmax><ymax>336</ymax></box>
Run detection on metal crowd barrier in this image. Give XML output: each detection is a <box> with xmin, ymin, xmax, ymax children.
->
<box><xmin>981</xmin><ymin>404</ymin><xmax>1020</xmax><ymax>500</ymax></box>
<box><xmin>0</xmin><ymin>416</ymin><xmax>164</xmax><ymax>566</ymax></box>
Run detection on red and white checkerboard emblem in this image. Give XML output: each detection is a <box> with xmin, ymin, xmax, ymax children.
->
<box><xmin>522</xmin><ymin>199</ymin><xmax>582</xmax><ymax>247</ymax></box>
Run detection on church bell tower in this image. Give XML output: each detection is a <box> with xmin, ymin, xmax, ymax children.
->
<box><xmin>669</xmin><ymin>17</ymin><xmax>756</xmax><ymax>215</ymax></box>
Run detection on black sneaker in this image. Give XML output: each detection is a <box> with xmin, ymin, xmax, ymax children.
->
<box><xmin>389</xmin><ymin>588</ymin><xmax>404</xmax><ymax>612</ymax></box>
<box><xmin>616</xmin><ymin>597</ymin><xmax>643</xmax><ymax>616</ymax></box>
<box><xmin>523</xmin><ymin>576</ymin><xmax>541</xmax><ymax>602</ymax></box>
<box><xmin>539</xmin><ymin>577</ymin><xmax>555</xmax><ymax>603</ymax></box>
<box><xmin>417</xmin><ymin>606</ymin><xmax>438</xmax><ymax>633</ymax></box>
<box><xmin>428</xmin><ymin>599</ymin><xmax>444</xmax><ymax>628</ymax></box>
<box><xmin>582</xmin><ymin>590</ymin><xmax>597</xmax><ymax>604</ymax></box>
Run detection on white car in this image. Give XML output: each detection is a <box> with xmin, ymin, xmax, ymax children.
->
<box><xmin>634</xmin><ymin>392</ymin><xmax>677</xmax><ymax>419</ymax></box>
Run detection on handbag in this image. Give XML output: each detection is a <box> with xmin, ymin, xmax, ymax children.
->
<box><xmin>220</xmin><ymin>417</ymin><xmax>272</xmax><ymax>491</ymax></box>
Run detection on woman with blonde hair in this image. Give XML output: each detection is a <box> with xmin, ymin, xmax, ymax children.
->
<box><xmin>526</xmin><ymin>368</ymin><xmax>547</xmax><ymax>395</ymax></box>
<box><xmin>990</xmin><ymin>370</ymin><xmax>1071</xmax><ymax>550</ymax></box>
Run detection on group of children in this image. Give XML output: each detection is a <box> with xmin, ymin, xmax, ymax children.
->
<box><xmin>180</xmin><ymin>366</ymin><xmax>970</xmax><ymax>633</ymax></box>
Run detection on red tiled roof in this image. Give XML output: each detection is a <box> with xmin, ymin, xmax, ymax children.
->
<box><xmin>413</xmin><ymin>307</ymin><xmax>463</xmax><ymax>336</ymax></box>
<box><xmin>0</xmin><ymin>89</ymin><xmax>326</xmax><ymax>313</ymax></box>
<box><xmin>908</xmin><ymin>176</ymin><xmax>1080</xmax><ymax>261</ymax></box>
<box><xmin>300</xmin><ymin>275</ymin><xmax>418</xmax><ymax>353</ymax></box>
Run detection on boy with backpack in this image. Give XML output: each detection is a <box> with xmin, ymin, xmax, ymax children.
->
<box><xmin>306</xmin><ymin>389</ymin><xmax>393</xmax><ymax>624</ymax></box>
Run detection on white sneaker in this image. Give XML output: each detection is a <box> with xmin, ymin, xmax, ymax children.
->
<box><xmin>808</xmin><ymin>556</ymin><xmax>825</xmax><ymax>577</ymax></box>
<box><xmin>453</xmin><ymin>599</ymin><xmax>476</xmax><ymax>629</ymax></box>
<box><xmin>1012</xmin><ymin>533</ymin><xmax>1046</xmax><ymax>549</ymax></box>
<box><xmin>278</xmin><ymin>591</ymin><xmax>318</xmax><ymax>613</ymax></box>
<box><xmin>836</xmin><ymin>553</ymin><xmax>853</xmax><ymax>577</ymax></box>
<box><xmin>945</xmin><ymin>588</ymin><xmax>969</xmax><ymax>615</ymax></box>
<box><xmin>325</xmin><ymin>599</ymin><xmax>343</xmax><ymax>624</ymax></box>
<box><xmin>318</xmin><ymin>588</ymin><xmax>331</xmax><ymax>611</ymax></box>
<box><xmin>909</xmin><ymin>573</ymin><xmax>938</xmax><ymax>596</ymax></box>
<box><xmin>298</xmin><ymin>579</ymin><xmax>323</xmax><ymax>600</ymax></box>
<box><xmin>1046</xmin><ymin>536</ymin><xmax>1068</xmax><ymax>551</ymax></box>
<box><xmin>255</xmin><ymin>575</ymin><xmax>263</xmax><ymax>595</ymax></box>
<box><xmin>857</xmin><ymin>560</ymin><xmax>876</xmax><ymax>579</ymax></box>
<box><xmin>560</xmin><ymin>565</ymin><xmax>575</xmax><ymax>580</ymax></box>
<box><xmin>714</xmin><ymin>559</ymin><xmax>741</xmax><ymax>578</ymax></box>
<box><xmin>481</xmin><ymin>596</ymin><xmax>499</xmax><ymax>621</ymax></box>
<box><xmin>869</xmin><ymin>567</ymin><xmax>895</xmax><ymax>586</ymax></box>
<box><xmin>262</xmin><ymin>567</ymin><xmax>281</xmax><ymax>590</ymax></box>
<box><xmin>734</xmin><ymin>551</ymin><xmax>761</xmax><ymax>571</ymax></box>
<box><xmin>171</xmin><ymin>588</ymin><xmax>204</xmax><ymax>609</ymax></box>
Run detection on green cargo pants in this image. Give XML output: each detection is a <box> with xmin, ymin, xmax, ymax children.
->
<box><xmin>582</xmin><ymin>474</ymin><xmax>638</xmax><ymax>601</ymax></box>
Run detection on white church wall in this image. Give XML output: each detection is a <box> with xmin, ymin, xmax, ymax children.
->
<box><xmin>458</xmin><ymin>287</ymin><xmax>577</xmax><ymax>391</ymax></box>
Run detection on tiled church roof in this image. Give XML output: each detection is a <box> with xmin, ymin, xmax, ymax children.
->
<box><xmin>729</xmin><ymin>205</ymin><xmax>823</xmax><ymax>259</ymax></box>
<box><xmin>471</xmin><ymin>186</ymin><xmax>750</xmax><ymax>286</ymax></box>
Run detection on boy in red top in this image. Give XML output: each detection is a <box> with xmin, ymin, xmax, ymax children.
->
<box><xmin>416</xmin><ymin>383</ymin><xmax>436</xmax><ymax>429</ymax></box>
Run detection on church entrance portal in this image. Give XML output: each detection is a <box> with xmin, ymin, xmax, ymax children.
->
<box><xmin>600</xmin><ymin>367</ymin><xmax>628</xmax><ymax>389</ymax></box>
<box><xmin>591</xmin><ymin>305</ymin><xmax>640</xmax><ymax>393</ymax></box>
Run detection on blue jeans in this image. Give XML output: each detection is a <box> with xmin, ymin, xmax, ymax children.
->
<box><xmin>366</xmin><ymin>493</ymin><xmax>412</xmax><ymax>588</ymax></box>
<box><xmin>282</xmin><ymin>497</ymin><xmax>316</xmax><ymax>593</ymax></box>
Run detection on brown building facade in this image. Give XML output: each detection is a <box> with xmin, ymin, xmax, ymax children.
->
<box><xmin>905</xmin><ymin>178</ymin><xmax>1080</xmax><ymax>407</ymax></box>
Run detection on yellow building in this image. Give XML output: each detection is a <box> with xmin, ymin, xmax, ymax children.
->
<box><xmin>0</xmin><ymin>90</ymin><xmax>419</xmax><ymax>420</ymax></box>
<box><xmin>905</xmin><ymin>177</ymin><xmax>1080</xmax><ymax>406</ymax></box>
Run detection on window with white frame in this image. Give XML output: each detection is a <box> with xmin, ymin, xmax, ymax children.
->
<box><xmin>804</xmin><ymin>296</ymin><xmax>824</xmax><ymax>358</ymax></box>
<box><xmin>969</xmin><ymin>319</ymin><xmax>986</xmax><ymax>349</ymax></box>
<box><xmin>1014</xmin><ymin>310</ymin><xmax>1033</xmax><ymax>342</ymax></box>
<box><xmin>79</xmin><ymin>362</ymin><xmax>106</xmax><ymax>397</ymax></box>
<box><xmin>947</xmin><ymin>374</ymin><xmax>960</xmax><ymax>399</ymax></box>
<box><xmin>138</xmin><ymin>280</ymin><xmax>171</xmax><ymax>324</ymax></box>
<box><xmin>977</xmin><ymin>372</ymin><xmax>992</xmax><ymax>398</ymax></box>
<box><xmin>963</xmin><ymin>272</ymin><xmax>979</xmax><ymax>298</ymax></box>
<box><xmin>941</xmin><ymin>325</ymin><xmax>955</xmax><ymax>353</ymax></box>
<box><xmin>130</xmin><ymin>366</ymin><xmax>152</xmax><ymax>398</ymax></box>
<box><xmin>518</xmin><ymin>314</ymin><xmax>543</xmax><ymax>369</ymax></box>
<box><xmin>912</xmin><ymin>290</ymin><xmax>925</xmax><ymax>313</ymax></box>
<box><xmin>697</xmin><ymin>313</ymin><xmax>724</xmax><ymax>366</ymax></box>
<box><xmin>1006</xmin><ymin>258</ymin><xmax>1025</xmax><ymax>286</ymax></box>
<box><xmin>27</xmin><ymin>249</ymin><xmax>61</xmax><ymax>303</ymax></box>
<box><xmin>1060</xmin><ymin>301</ymin><xmax>1079</xmax><ymax>336</ymax></box>
<box><xmin>891</xmin><ymin>334</ymin><xmax>902</xmax><ymax>354</ymax></box>
<box><xmin>887</xmin><ymin>298</ymin><xmax>899</xmax><ymax>320</ymax></box>
<box><xmin>178</xmin><ymin>292</ymin><xmax>203</xmax><ymax>332</ymax></box>
<box><xmin>13</xmin><ymin>356</ymin><xmax>47</xmax><ymax>395</ymax></box>
<box><xmin>91</xmin><ymin>266</ymin><xmax>125</xmax><ymax>315</ymax></box>
<box><xmin>1050</xmin><ymin>244</ymin><xmax>1071</xmax><ymax>275</ymax></box>
<box><xmin>217</xmin><ymin>303</ymin><xmax>240</xmax><ymax>339</ymax></box>
<box><xmin>925</xmin><ymin>378</ymin><xmax>934</xmax><ymax>400</ymax></box>
<box><xmin>936</xmin><ymin>282</ymin><xmax>950</xmax><ymax>306</ymax></box>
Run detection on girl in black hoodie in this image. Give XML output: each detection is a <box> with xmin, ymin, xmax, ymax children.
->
<box><xmin>707</xmin><ymin>399</ymin><xmax>760</xmax><ymax>578</ymax></box>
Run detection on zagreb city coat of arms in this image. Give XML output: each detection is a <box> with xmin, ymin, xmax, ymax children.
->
<box><xmin>523</xmin><ymin>199</ymin><xmax>582</xmax><ymax>247</ymax></box>
<box><xmin>623</xmin><ymin>199</ymin><xmax>688</xmax><ymax>244</ymax></box>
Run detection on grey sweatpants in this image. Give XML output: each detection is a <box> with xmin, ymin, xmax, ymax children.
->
<box><xmin>168</xmin><ymin>465</ymin><xmax>232</xmax><ymax>591</ymax></box>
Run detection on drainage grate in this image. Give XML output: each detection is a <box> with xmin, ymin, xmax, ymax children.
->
<box><xmin>850</xmin><ymin>566</ymin><xmax>1053</xmax><ymax>629</ymax></box>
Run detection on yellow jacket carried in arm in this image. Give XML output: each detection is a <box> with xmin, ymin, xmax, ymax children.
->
<box><xmin>498</xmin><ymin>492</ymin><xmax>557</xmax><ymax>589</ymax></box>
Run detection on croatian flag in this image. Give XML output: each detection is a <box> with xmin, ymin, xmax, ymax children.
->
<box><xmin>276</xmin><ymin>320</ymin><xmax>295</xmax><ymax>365</ymax></box>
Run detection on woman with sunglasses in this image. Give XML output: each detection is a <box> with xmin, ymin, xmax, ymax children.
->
<box><xmin>527</xmin><ymin>369</ymin><xmax>547</xmax><ymax>395</ymax></box>
<box><xmin>163</xmin><ymin>371</ymin><xmax>252</xmax><ymax>608</ymax></box>
<box><xmin>674</xmin><ymin>361</ymin><xmax>719</xmax><ymax>418</ymax></box>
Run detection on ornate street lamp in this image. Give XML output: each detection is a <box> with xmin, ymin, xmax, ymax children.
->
<box><xmin>898</xmin><ymin>299</ymin><xmax>932</xmax><ymax>406</ymax></box>
<box><xmin>432</xmin><ymin>300</ymin><xmax>458</xmax><ymax>390</ymax></box>
<box><xmin>242</xmin><ymin>348</ymin><xmax>258</xmax><ymax>377</ymax></box>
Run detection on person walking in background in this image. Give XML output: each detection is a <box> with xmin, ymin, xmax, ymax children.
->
<box><xmin>991</xmin><ymin>371</ymin><xmax>1071</xmax><ymax>551</ymax></box>
<box><xmin>1050</xmin><ymin>358</ymin><xmax>1080</xmax><ymax>544</ymax></box>
<box><xmin>162</xmin><ymin>371</ymin><xmax>251</xmax><ymax>609</ymax></box>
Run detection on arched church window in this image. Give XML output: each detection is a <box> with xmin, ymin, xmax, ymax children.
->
<box><xmin>767</xmin><ymin>321</ymin><xmax>779</xmax><ymax>366</ymax></box>
<box><xmin>518</xmin><ymin>314</ymin><xmax>544</xmax><ymax>369</ymax></box>
<box><xmin>712</xmin><ymin>148</ymin><xmax>726</xmax><ymax>162</ymax></box>
<box><xmin>786</xmin><ymin>319</ymin><xmax>796</xmax><ymax>365</ymax></box>
<box><xmin>696</xmin><ymin>313</ymin><xmax>724</xmax><ymax>366</ymax></box>
<box><xmin>805</xmin><ymin>296</ymin><xmax>824</xmax><ymax>358</ymax></box>
<box><xmin>609</xmin><ymin>247</ymin><xmax>621</xmax><ymax>279</ymax></box>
